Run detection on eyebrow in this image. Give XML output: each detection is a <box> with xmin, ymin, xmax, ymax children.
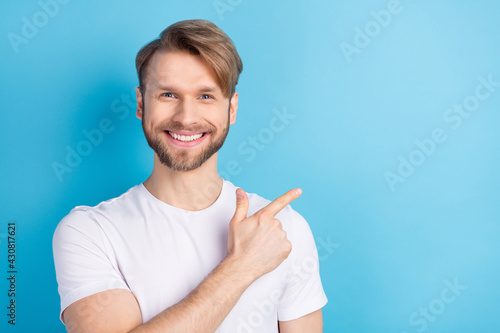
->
<box><xmin>198</xmin><ymin>85</ymin><xmax>219</xmax><ymax>93</ymax></box>
<box><xmin>151</xmin><ymin>83</ymin><xmax>220</xmax><ymax>93</ymax></box>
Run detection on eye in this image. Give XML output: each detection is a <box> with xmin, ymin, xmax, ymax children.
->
<box><xmin>162</xmin><ymin>92</ymin><xmax>175</xmax><ymax>98</ymax></box>
<box><xmin>200</xmin><ymin>94</ymin><xmax>214</xmax><ymax>100</ymax></box>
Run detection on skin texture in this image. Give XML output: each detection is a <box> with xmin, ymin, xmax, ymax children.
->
<box><xmin>62</xmin><ymin>50</ymin><xmax>323</xmax><ymax>332</ymax></box>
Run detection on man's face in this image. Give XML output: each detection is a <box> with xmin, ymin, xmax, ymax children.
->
<box><xmin>136</xmin><ymin>50</ymin><xmax>238</xmax><ymax>172</ymax></box>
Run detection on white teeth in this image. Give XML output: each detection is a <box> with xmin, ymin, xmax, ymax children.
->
<box><xmin>169</xmin><ymin>131</ymin><xmax>204</xmax><ymax>142</ymax></box>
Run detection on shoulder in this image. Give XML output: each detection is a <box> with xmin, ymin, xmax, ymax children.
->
<box><xmin>53</xmin><ymin>185</ymin><xmax>142</xmax><ymax>243</ymax></box>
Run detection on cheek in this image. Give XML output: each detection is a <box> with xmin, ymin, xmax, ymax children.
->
<box><xmin>213</xmin><ymin>117</ymin><xmax>229</xmax><ymax>132</ymax></box>
<box><xmin>141</xmin><ymin>115</ymin><xmax>159</xmax><ymax>134</ymax></box>
<box><xmin>142</xmin><ymin>109</ymin><xmax>162</xmax><ymax>128</ymax></box>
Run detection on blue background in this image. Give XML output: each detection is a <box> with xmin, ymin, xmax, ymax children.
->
<box><xmin>1</xmin><ymin>0</ymin><xmax>500</xmax><ymax>332</ymax></box>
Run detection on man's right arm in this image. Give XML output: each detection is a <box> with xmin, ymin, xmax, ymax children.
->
<box><xmin>62</xmin><ymin>188</ymin><xmax>302</xmax><ymax>333</ymax></box>
<box><xmin>63</xmin><ymin>254</ymin><xmax>254</xmax><ymax>333</ymax></box>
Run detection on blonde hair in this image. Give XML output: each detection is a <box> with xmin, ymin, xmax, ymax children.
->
<box><xmin>136</xmin><ymin>19</ymin><xmax>243</xmax><ymax>97</ymax></box>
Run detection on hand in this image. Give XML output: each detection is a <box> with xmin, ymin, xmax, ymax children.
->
<box><xmin>227</xmin><ymin>187</ymin><xmax>302</xmax><ymax>281</ymax></box>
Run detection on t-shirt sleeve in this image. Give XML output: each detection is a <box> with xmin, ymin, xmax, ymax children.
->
<box><xmin>277</xmin><ymin>207</ymin><xmax>328</xmax><ymax>321</ymax></box>
<box><xmin>52</xmin><ymin>208</ymin><xmax>130</xmax><ymax>322</ymax></box>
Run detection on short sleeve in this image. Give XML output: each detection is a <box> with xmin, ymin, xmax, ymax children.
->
<box><xmin>52</xmin><ymin>208</ymin><xmax>130</xmax><ymax>322</ymax></box>
<box><xmin>277</xmin><ymin>208</ymin><xmax>328</xmax><ymax>321</ymax></box>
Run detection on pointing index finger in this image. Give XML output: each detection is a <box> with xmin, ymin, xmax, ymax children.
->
<box><xmin>261</xmin><ymin>188</ymin><xmax>302</xmax><ymax>217</ymax></box>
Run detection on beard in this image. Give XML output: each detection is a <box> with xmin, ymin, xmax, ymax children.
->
<box><xmin>142</xmin><ymin>111</ymin><xmax>230</xmax><ymax>172</ymax></box>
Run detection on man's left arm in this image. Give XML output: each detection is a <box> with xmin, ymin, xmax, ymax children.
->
<box><xmin>279</xmin><ymin>309</ymin><xmax>323</xmax><ymax>332</ymax></box>
<box><xmin>275</xmin><ymin>206</ymin><xmax>327</xmax><ymax>331</ymax></box>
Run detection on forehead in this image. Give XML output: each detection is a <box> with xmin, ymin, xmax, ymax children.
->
<box><xmin>146</xmin><ymin>50</ymin><xmax>221</xmax><ymax>93</ymax></box>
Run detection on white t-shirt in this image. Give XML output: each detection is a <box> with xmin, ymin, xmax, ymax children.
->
<box><xmin>53</xmin><ymin>180</ymin><xmax>327</xmax><ymax>332</ymax></box>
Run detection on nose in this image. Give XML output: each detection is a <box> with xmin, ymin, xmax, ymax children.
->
<box><xmin>171</xmin><ymin>98</ymin><xmax>201</xmax><ymax>126</ymax></box>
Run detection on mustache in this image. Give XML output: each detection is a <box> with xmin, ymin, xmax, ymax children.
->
<box><xmin>155</xmin><ymin>120</ymin><xmax>216</xmax><ymax>133</ymax></box>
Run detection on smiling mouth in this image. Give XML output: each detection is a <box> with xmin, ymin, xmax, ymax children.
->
<box><xmin>166</xmin><ymin>130</ymin><xmax>206</xmax><ymax>142</ymax></box>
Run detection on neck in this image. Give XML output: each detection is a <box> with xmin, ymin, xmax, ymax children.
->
<box><xmin>143</xmin><ymin>153</ymin><xmax>223</xmax><ymax>211</ymax></box>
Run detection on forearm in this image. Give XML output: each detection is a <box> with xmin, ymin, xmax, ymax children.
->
<box><xmin>130</xmin><ymin>255</ymin><xmax>253</xmax><ymax>333</ymax></box>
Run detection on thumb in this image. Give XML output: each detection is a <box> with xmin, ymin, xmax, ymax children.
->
<box><xmin>232</xmin><ymin>188</ymin><xmax>249</xmax><ymax>222</ymax></box>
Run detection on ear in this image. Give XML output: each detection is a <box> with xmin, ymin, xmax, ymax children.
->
<box><xmin>229</xmin><ymin>92</ymin><xmax>239</xmax><ymax>125</ymax></box>
<box><xmin>136</xmin><ymin>87</ymin><xmax>144</xmax><ymax>120</ymax></box>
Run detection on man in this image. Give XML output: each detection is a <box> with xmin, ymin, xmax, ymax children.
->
<box><xmin>53</xmin><ymin>19</ymin><xmax>327</xmax><ymax>332</ymax></box>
